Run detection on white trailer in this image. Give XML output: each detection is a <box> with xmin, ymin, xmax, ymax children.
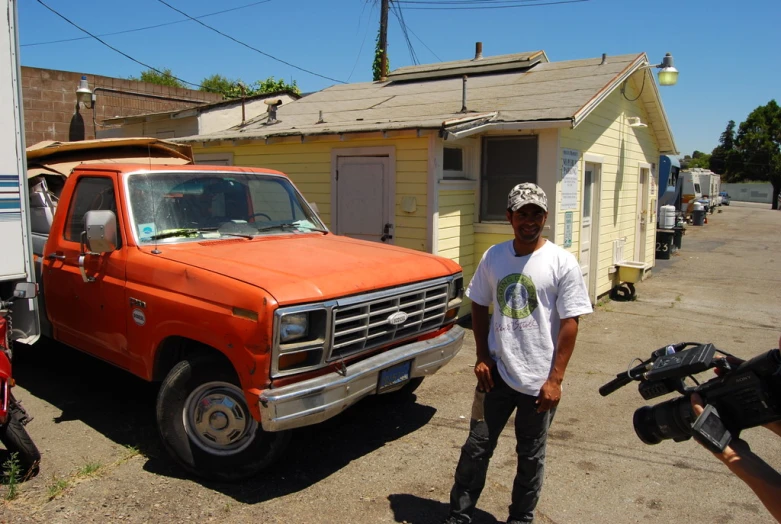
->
<box><xmin>0</xmin><ymin>0</ymin><xmax>39</xmax><ymax>342</ymax></box>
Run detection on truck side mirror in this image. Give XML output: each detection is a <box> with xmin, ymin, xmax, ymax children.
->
<box><xmin>84</xmin><ymin>210</ymin><xmax>118</xmax><ymax>254</ymax></box>
<box><xmin>13</xmin><ymin>282</ymin><xmax>38</xmax><ymax>299</ymax></box>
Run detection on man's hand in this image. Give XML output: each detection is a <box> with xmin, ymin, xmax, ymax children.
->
<box><xmin>536</xmin><ymin>378</ymin><xmax>561</xmax><ymax>413</ymax></box>
<box><xmin>474</xmin><ymin>355</ymin><xmax>495</xmax><ymax>392</ymax></box>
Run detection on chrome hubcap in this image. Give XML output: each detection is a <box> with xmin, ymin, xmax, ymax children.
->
<box><xmin>183</xmin><ymin>381</ymin><xmax>257</xmax><ymax>455</ymax></box>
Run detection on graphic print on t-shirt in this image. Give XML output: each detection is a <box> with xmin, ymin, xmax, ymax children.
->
<box><xmin>497</xmin><ymin>273</ymin><xmax>538</xmax><ymax>319</ymax></box>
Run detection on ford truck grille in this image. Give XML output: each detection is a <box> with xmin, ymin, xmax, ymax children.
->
<box><xmin>329</xmin><ymin>282</ymin><xmax>449</xmax><ymax>360</ymax></box>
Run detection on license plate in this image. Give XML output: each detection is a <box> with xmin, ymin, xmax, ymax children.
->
<box><xmin>377</xmin><ymin>360</ymin><xmax>412</xmax><ymax>392</ymax></box>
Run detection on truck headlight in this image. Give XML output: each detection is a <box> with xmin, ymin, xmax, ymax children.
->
<box><xmin>280</xmin><ymin>312</ymin><xmax>309</xmax><ymax>342</ymax></box>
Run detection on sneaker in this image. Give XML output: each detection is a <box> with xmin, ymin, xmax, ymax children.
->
<box><xmin>442</xmin><ymin>515</ymin><xmax>470</xmax><ymax>524</ymax></box>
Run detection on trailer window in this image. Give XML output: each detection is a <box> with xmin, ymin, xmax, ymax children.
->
<box><xmin>694</xmin><ymin>183</ymin><xmax>701</xmax><ymax>193</ymax></box>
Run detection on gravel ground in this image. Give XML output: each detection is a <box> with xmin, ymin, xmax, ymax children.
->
<box><xmin>1</xmin><ymin>201</ymin><xmax>779</xmax><ymax>523</ymax></box>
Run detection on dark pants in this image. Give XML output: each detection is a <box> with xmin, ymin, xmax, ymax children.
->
<box><xmin>449</xmin><ymin>370</ymin><xmax>555</xmax><ymax>523</ymax></box>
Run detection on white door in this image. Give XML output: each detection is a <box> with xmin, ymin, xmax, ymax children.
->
<box><xmin>579</xmin><ymin>162</ymin><xmax>600</xmax><ymax>301</ymax></box>
<box><xmin>635</xmin><ymin>168</ymin><xmax>650</xmax><ymax>261</ymax></box>
<box><xmin>335</xmin><ymin>156</ymin><xmax>393</xmax><ymax>243</ymax></box>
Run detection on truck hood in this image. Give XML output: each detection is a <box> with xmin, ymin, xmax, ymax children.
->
<box><xmin>151</xmin><ymin>234</ymin><xmax>460</xmax><ymax>305</ymax></box>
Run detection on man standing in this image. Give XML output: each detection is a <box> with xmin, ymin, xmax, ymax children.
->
<box><xmin>444</xmin><ymin>183</ymin><xmax>592</xmax><ymax>524</ymax></box>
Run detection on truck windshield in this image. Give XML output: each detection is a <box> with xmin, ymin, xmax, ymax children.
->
<box><xmin>126</xmin><ymin>171</ymin><xmax>327</xmax><ymax>243</ymax></box>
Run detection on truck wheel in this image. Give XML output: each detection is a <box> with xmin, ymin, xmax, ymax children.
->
<box><xmin>0</xmin><ymin>404</ymin><xmax>41</xmax><ymax>479</ymax></box>
<box><xmin>156</xmin><ymin>357</ymin><xmax>290</xmax><ymax>482</ymax></box>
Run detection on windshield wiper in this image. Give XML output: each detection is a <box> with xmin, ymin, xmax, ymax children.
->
<box><xmin>147</xmin><ymin>227</ymin><xmax>254</xmax><ymax>241</ymax></box>
<box><xmin>256</xmin><ymin>223</ymin><xmax>328</xmax><ymax>233</ymax></box>
<box><xmin>148</xmin><ymin>227</ymin><xmax>217</xmax><ymax>240</ymax></box>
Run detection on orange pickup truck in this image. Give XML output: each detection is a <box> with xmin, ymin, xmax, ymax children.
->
<box><xmin>28</xmin><ymin>162</ymin><xmax>464</xmax><ymax>480</ymax></box>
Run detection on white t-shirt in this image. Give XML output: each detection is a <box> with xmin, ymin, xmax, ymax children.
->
<box><xmin>466</xmin><ymin>240</ymin><xmax>593</xmax><ymax>395</ymax></box>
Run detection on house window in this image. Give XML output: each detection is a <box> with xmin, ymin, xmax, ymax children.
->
<box><xmin>480</xmin><ymin>136</ymin><xmax>538</xmax><ymax>221</ymax></box>
<box><xmin>443</xmin><ymin>147</ymin><xmax>464</xmax><ymax>178</ymax></box>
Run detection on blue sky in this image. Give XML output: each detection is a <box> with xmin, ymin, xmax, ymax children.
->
<box><xmin>17</xmin><ymin>0</ymin><xmax>781</xmax><ymax>158</ymax></box>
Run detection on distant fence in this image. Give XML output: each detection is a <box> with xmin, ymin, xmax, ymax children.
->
<box><xmin>721</xmin><ymin>183</ymin><xmax>773</xmax><ymax>203</ymax></box>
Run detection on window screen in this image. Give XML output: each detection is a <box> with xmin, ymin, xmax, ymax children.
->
<box><xmin>480</xmin><ymin>136</ymin><xmax>538</xmax><ymax>221</ymax></box>
<box><xmin>65</xmin><ymin>177</ymin><xmax>120</xmax><ymax>246</ymax></box>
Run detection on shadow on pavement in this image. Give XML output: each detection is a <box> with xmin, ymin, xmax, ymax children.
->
<box><xmin>12</xmin><ymin>337</ymin><xmax>438</xmax><ymax>502</ymax></box>
<box><xmin>388</xmin><ymin>494</ymin><xmax>500</xmax><ymax>524</ymax></box>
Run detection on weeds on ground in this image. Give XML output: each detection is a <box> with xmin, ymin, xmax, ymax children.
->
<box><xmin>2</xmin><ymin>453</ymin><xmax>21</xmax><ymax>501</ymax></box>
<box><xmin>47</xmin><ymin>475</ymin><xmax>69</xmax><ymax>500</ymax></box>
<box><xmin>76</xmin><ymin>461</ymin><xmax>102</xmax><ymax>477</ymax></box>
<box><xmin>122</xmin><ymin>445</ymin><xmax>141</xmax><ymax>461</ymax></box>
<box><xmin>596</xmin><ymin>296</ymin><xmax>614</xmax><ymax>312</ymax></box>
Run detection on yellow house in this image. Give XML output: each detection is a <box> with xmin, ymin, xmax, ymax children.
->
<box><xmin>175</xmin><ymin>50</ymin><xmax>678</xmax><ymax>304</ymax></box>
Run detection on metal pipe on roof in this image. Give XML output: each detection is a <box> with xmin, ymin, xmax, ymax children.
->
<box><xmin>460</xmin><ymin>75</ymin><xmax>468</xmax><ymax>113</ymax></box>
<box><xmin>475</xmin><ymin>42</ymin><xmax>483</xmax><ymax>60</ymax></box>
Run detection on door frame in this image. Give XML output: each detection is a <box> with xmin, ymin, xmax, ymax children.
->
<box><xmin>581</xmin><ymin>154</ymin><xmax>603</xmax><ymax>302</ymax></box>
<box><xmin>330</xmin><ymin>146</ymin><xmax>396</xmax><ymax>239</ymax></box>
<box><xmin>635</xmin><ymin>162</ymin><xmax>651</xmax><ymax>262</ymax></box>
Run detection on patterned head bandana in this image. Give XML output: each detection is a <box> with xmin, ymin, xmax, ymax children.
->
<box><xmin>507</xmin><ymin>183</ymin><xmax>548</xmax><ymax>213</ymax></box>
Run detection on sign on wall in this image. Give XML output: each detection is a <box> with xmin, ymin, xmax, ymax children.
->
<box><xmin>563</xmin><ymin>211</ymin><xmax>573</xmax><ymax>248</ymax></box>
<box><xmin>561</xmin><ymin>148</ymin><xmax>579</xmax><ymax>210</ymax></box>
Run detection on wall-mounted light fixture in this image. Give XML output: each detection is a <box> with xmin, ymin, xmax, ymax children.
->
<box><xmin>76</xmin><ymin>75</ymin><xmax>95</xmax><ymax>109</ymax></box>
<box><xmin>642</xmin><ymin>53</ymin><xmax>678</xmax><ymax>86</ymax></box>
<box><xmin>627</xmin><ymin>117</ymin><xmax>647</xmax><ymax>128</ymax></box>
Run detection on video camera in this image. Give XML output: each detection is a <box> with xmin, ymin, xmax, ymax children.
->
<box><xmin>599</xmin><ymin>342</ymin><xmax>781</xmax><ymax>453</ymax></box>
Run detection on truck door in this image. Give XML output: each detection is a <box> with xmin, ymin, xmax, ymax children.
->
<box><xmin>43</xmin><ymin>174</ymin><xmax>130</xmax><ymax>366</ymax></box>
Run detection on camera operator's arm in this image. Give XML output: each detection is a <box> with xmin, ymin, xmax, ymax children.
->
<box><xmin>691</xmin><ymin>394</ymin><xmax>781</xmax><ymax>522</ymax></box>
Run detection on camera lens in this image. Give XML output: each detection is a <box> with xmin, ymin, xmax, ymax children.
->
<box><xmin>633</xmin><ymin>396</ymin><xmax>696</xmax><ymax>445</ymax></box>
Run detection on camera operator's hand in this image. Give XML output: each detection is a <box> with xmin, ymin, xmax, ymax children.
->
<box><xmin>691</xmin><ymin>393</ymin><xmax>781</xmax><ymax>522</ymax></box>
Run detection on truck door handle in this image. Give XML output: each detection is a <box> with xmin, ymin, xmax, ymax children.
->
<box><xmin>381</xmin><ymin>223</ymin><xmax>393</xmax><ymax>242</ymax></box>
<box><xmin>46</xmin><ymin>252</ymin><xmax>66</xmax><ymax>261</ymax></box>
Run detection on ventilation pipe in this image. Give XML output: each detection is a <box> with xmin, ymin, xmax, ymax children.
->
<box><xmin>474</xmin><ymin>42</ymin><xmax>483</xmax><ymax>60</ymax></box>
<box><xmin>264</xmin><ymin>99</ymin><xmax>282</xmax><ymax>124</ymax></box>
<box><xmin>600</xmin><ymin>53</ymin><xmax>607</xmax><ymax>65</ymax></box>
<box><xmin>460</xmin><ymin>75</ymin><xmax>468</xmax><ymax>113</ymax></box>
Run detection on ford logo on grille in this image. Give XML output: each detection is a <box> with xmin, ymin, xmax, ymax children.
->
<box><xmin>388</xmin><ymin>311</ymin><xmax>408</xmax><ymax>325</ymax></box>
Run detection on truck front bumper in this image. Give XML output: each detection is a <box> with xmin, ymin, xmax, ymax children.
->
<box><xmin>257</xmin><ymin>325</ymin><xmax>465</xmax><ymax>432</ymax></box>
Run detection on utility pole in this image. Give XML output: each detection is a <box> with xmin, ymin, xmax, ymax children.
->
<box><xmin>379</xmin><ymin>0</ymin><xmax>389</xmax><ymax>81</ymax></box>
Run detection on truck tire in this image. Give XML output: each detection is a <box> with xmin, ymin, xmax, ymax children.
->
<box><xmin>0</xmin><ymin>404</ymin><xmax>41</xmax><ymax>479</ymax></box>
<box><xmin>156</xmin><ymin>356</ymin><xmax>290</xmax><ymax>482</ymax></box>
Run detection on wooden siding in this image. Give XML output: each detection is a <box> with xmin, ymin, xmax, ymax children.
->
<box><xmin>560</xmin><ymin>80</ymin><xmax>660</xmax><ymax>298</ymax></box>
<box><xmin>191</xmin><ymin>136</ymin><xmax>430</xmax><ymax>251</ymax></box>
<box><xmin>438</xmin><ymin>189</ymin><xmax>475</xmax><ymax>280</ymax></box>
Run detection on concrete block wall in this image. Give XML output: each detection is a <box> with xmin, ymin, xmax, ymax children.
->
<box><xmin>21</xmin><ymin>66</ymin><xmax>223</xmax><ymax>146</ymax></box>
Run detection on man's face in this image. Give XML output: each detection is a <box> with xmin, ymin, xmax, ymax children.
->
<box><xmin>506</xmin><ymin>204</ymin><xmax>548</xmax><ymax>245</ymax></box>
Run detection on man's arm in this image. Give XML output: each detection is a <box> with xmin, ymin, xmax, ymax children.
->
<box><xmin>691</xmin><ymin>394</ymin><xmax>781</xmax><ymax>521</ymax></box>
<box><xmin>472</xmin><ymin>302</ymin><xmax>495</xmax><ymax>392</ymax></box>
<box><xmin>537</xmin><ymin>316</ymin><xmax>579</xmax><ymax>412</ymax></box>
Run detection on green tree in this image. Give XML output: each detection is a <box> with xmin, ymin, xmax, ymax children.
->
<box><xmin>689</xmin><ymin>151</ymin><xmax>711</xmax><ymax>169</ymax></box>
<box><xmin>198</xmin><ymin>74</ymin><xmax>300</xmax><ymax>98</ymax></box>
<box><xmin>709</xmin><ymin>120</ymin><xmax>737</xmax><ymax>174</ymax></box>
<box><xmin>732</xmin><ymin>100</ymin><xmax>781</xmax><ymax>209</ymax></box>
<box><xmin>372</xmin><ymin>28</ymin><xmax>389</xmax><ymax>81</ymax></box>
<box><xmin>130</xmin><ymin>68</ymin><xmax>185</xmax><ymax>88</ymax></box>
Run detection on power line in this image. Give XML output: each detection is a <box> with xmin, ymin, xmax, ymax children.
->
<box><xmin>23</xmin><ymin>1</ymin><xmax>272</xmax><ymax>48</ymax></box>
<box><xmin>392</xmin><ymin>2</ymin><xmax>419</xmax><ymax>65</ymax></box>
<box><xmin>347</xmin><ymin>3</ymin><xmax>378</xmax><ymax>82</ymax></box>
<box><xmin>396</xmin><ymin>0</ymin><xmax>589</xmax><ymax>9</ymax></box>
<box><xmin>35</xmin><ymin>0</ymin><xmax>204</xmax><ymax>89</ymax></box>
<box><xmin>156</xmin><ymin>0</ymin><xmax>346</xmax><ymax>84</ymax></box>
<box><xmin>393</xmin><ymin>12</ymin><xmax>442</xmax><ymax>61</ymax></box>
